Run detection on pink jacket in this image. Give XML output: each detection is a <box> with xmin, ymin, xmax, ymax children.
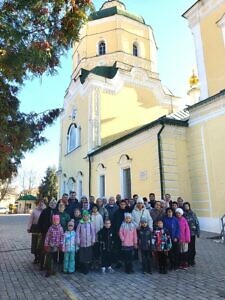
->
<box><xmin>119</xmin><ymin>223</ymin><xmax>137</xmax><ymax>247</ymax></box>
<box><xmin>177</xmin><ymin>216</ymin><xmax>190</xmax><ymax>243</ymax></box>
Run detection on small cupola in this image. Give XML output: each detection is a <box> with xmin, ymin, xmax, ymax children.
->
<box><xmin>100</xmin><ymin>0</ymin><xmax>126</xmax><ymax>11</ymax></box>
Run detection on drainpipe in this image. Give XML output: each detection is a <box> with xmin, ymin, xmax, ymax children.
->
<box><xmin>157</xmin><ymin>120</ymin><xmax>165</xmax><ymax>200</ymax></box>
<box><xmin>88</xmin><ymin>155</ymin><xmax>91</xmax><ymax>198</ymax></box>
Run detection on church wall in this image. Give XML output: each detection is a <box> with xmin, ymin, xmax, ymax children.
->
<box><xmin>188</xmin><ymin>94</ymin><xmax>225</xmax><ymax>232</ymax></box>
<box><xmin>100</xmin><ymin>83</ymin><xmax>170</xmax><ymax>140</ymax></box>
<box><xmin>90</xmin><ymin>124</ymin><xmax>191</xmax><ymax>203</ymax></box>
<box><xmin>200</xmin><ymin>2</ymin><xmax>225</xmax><ymax>97</ymax></box>
<box><xmin>160</xmin><ymin>126</ymin><xmax>192</xmax><ymax>201</ymax></box>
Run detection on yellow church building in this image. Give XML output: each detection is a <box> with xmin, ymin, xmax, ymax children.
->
<box><xmin>58</xmin><ymin>0</ymin><xmax>225</xmax><ymax>233</ymax></box>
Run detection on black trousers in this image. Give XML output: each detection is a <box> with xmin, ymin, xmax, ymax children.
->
<box><xmin>157</xmin><ymin>252</ymin><xmax>167</xmax><ymax>269</ymax></box>
<box><xmin>188</xmin><ymin>235</ymin><xmax>196</xmax><ymax>265</ymax></box>
<box><xmin>168</xmin><ymin>241</ymin><xmax>179</xmax><ymax>269</ymax></box>
<box><xmin>101</xmin><ymin>250</ymin><xmax>113</xmax><ymax>268</ymax></box>
<box><xmin>122</xmin><ymin>249</ymin><xmax>133</xmax><ymax>272</ymax></box>
<box><xmin>46</xmin><ymin>251</ymin><xmax>58</xmax><ymax>274</ymax></box>
<box><xmin>141</xmin><ymin>250</ymin><xmax>152</xmax><ymax>273</ymax></box>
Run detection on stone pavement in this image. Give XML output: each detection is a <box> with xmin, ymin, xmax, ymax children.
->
<box><xmin>0</xmin><ymin>215</ymin><xmax>225</xmax><ymax>300</ymax></box>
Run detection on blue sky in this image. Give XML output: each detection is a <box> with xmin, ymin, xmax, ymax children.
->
<box><xmin>17</xmin><ymin>0</ymin><xmax>196</xmax><ymax>188</ymax></box>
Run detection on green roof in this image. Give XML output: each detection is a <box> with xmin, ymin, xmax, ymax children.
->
<box><xmin>80</xmin><ymin>66</ymin><xmax>118</xmax><ymax>84</ymax></box>
<box><xmin>18</xmin><ymin>194</ymin><xmax>37</xmax><ymax>201</ymax></box>
<box><xmin>89</xmin><ymin>6</ymin><xmax>145</xmax><ymax>24</ymax></box>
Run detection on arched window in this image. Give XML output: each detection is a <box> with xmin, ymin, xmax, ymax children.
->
<box><xmin>98</xmin><ymin>41</ymin><xmax>106</xmax><ymax>55</ymax></box>
<box><xmin>67</xmin><ymin>124</ymin><xmax>81</xmax><ymax>153</ymax></box>
<box><xmin>133</xmin><ymin>43</ymin><xmax>138</xmax><ymax>57</ymax></box>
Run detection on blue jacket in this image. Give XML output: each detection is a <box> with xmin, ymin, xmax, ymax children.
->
<box><xmin>163</xmin><ymin>216</ymin><xmax>180</xmax><ymax>240</ymax></box>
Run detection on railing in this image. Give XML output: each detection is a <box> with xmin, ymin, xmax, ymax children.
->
<box><xmin>221</xmin><ymin>214</ymin><xmax>225</xmax><ymax>243</ymax></box>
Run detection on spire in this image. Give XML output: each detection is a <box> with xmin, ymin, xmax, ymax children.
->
<box><xmin>101</xmin><ymin>0</ymin><xmax>126</xmax><ymax>11</ymax></box>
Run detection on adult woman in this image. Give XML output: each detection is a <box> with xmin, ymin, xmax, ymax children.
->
<box><xmin>183</xmin><ymin>202</ymin><xmax>200</xmax><ymax>266</ymax></box>
<box><xmin>27</xmin><ymin>199</ymin><xmax>46</xmax><ymax>263</ymax></box>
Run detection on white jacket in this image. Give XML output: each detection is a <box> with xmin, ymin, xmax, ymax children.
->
<box><xmin>131</xmin><ymin>205</ymin><xmax>153</xmax><ymax>229</ymax></box>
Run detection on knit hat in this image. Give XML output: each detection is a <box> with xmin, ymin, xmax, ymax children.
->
<box><xmin>52</xmin><ymin>214</ymin><xmax>60</xmax><ymax>223</ymax></box>
<box><xmin>140</xmin><ymin>216</ymin><xmax>147</xmax><ymax>223</ymax></box>
<box><xmin>136</xmin><ymin>197</ymin><xmax>144</xmax><ymax>204</ymax></box>
<box><xmin>124</xmin><ymin>212</ymin><xmax>132</xmax><ymax>219</ymax></box>
<box><xmin>175</xmin><ymin>208</ymin><xmax>184</xmax><ymax>215</ymax></box>
<box><xmin>82</xmin><ymin>210</ymin><xmax>90</xmax><ymax>216</ymax></box>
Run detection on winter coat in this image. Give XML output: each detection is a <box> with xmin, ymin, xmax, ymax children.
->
<box><xmin>152</xmin><ymin>227</ymin><xmax>172</xmax><ymax>252</ymax></box>
<box><xmin>131</xmin><ymin>205</ymin><xmax>153</xmax><ymax>229</ymax></box>
<box><xmin>63</xmin><ymin>230</ymin><xmax>76</xmax><ymax>252</ymax></box>
<box><xmin>150</xmin><ymin>208</ymin><xmax>165</xmax><ymax>228</ymax></box>
<box><xmin>72</xmin><ymin>216</ymin><xmax>82</xmax><ymax>231</ymax></box>
<box><xmin>183</xmin><ymin>210</ymin><xmax>200</xmax><ymax>237</ymax></box>
<box><xmin>59</xmin><ymin>211</ymin><xmax>71</xmax><ymax>232</ymax></box>
<box><xmin>105</xmin><ymin>204</ymin><xmax>118</xmax><ymax>222</ymax></box>
<box><xmin>98</xmin><ymin>227</ymin><xmax>114</xmax><ymax>252</ymax></box>
<box><xmin>44</xmin><ymin>224</ymin><xmax>64</xmax><ymax>248</ymax></box>
<box><xmin>138</xmin><ymin>226</ymin><xmax>152</xmax><ymax>251</ymax></box>
<box><xmin>38</xmin><ymin>207</ymin><xmax>58</xmax><ymax>235</ymax></box>
<box><xmin>27</xmin><ymin>207</ymin><xmax>44</xmax><ymax>230</ymax></box>
<box><xmin>112</xmin><ymin>207</ymin><xmax>130</xmax><ymax>234</ymax></box>
<box><xmin>76</xmin><ymin>221</ymin><xmax>95</xmax><ymax>248</ymax></box>
<box><xmin>163</xmin><ymin>216</ymin><xmax>180</xmax><ymax>241</ymax></box>
<box><xmin>66</xmin><ymin>200</ymin><xmax>81</xmax><ymax>218</ymax></box>
<box><xmin>98</xmin><ymin>206</ymin><xmax>109</xmax><ymax>221</ymax></box>
<box><xmin>119</xmin><ymin>222</ymin><xmax>137</xmax><ymax>247</ymax></box>
<box><xmin>177</xmin><ymin>216</ymin><xmax>191</xmax><ymax>243</ymax></box>
<box><xmin>91</xmin><ymin>212</ymin><xmax>103</xmax><ymax>236</ymax></box>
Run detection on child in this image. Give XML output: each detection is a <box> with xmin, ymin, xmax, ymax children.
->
<box><xmin>44</xmin><ymin>214</ymin><xmax>64</xmax><ymax>277</ymax></box>
<box><xmin>91</xmin><ymin>204</ymin><xmax>103</xmax><ymax>270</ymax></box>
<box><xmin>76</xmin><ymin>210</ymin><xmax>95</xmax><ymax>274</ymax></box>
<box><xmin>119</xmin><ymin>213</ymin><xmax>137</xmax><ymax>274</ymax></box>
<box><xmin>137</xmin><ymin>217</ymin><xmax>153</xmax><ymax>274</ymax></box>
<box><xmin>163</xmin><ymin>207</ymin><xmax>180</xmax><ymax>270</ymax></box>
<box><xmin>72</xmin><ymin>208</ymin><xmax>82</xmax><ymax>231</ymax></box>
<box><xmin>58</xmin><ymin>203</ymin><xmax>71</xmax><ymax>232</ymax></box>
<box><xmin>63</xmin><ymin>220</ymin><xmax>76</xmax><ymax>274</ymax></box>
<box><xmin>99</xmin><ymin>219</ymin><xmax>115</xmax><ymax>273</ymax></box>
<box><xmin>175</xmin><ymin>208</ymin><xmax>190</xmax><ymax>270</ymax></box>
<box><xmin>152</xmin><ymin>219</ymin><xmax>172</xmax><ymax>274</ymax></box>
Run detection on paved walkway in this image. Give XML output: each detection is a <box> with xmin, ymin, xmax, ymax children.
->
<box><xmin>0</xmin><ymin>215</ymin><xmax>225</xmax><ymax>300</ymax></box>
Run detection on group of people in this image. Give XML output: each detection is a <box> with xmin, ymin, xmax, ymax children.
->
<box><xmin>27</xmin><ymin>191</ymin><xmax>200</xmax><ymax>277</ymax></box>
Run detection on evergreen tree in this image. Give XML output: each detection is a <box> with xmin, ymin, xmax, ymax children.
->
<box><xmin>38</xmin><ymin>167</ymin><xmax>58</xmax><ymax>201</ymax></box>
<box><xmin>0</xmin><ymin>0</ymin><xmax>93</xmax><ymax>180</ymax></box>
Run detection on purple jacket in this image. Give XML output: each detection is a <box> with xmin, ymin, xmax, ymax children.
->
<box><xmin>177</xmin><ymin>216</ymin><xmax>190</xmax><ymax>243</ymax></box>
<box><xmin>76</xmin><ymin>221</ymin><xmax>96</xmax><ymax>247</ymax></box>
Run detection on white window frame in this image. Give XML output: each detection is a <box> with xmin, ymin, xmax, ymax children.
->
<box><xmin>76</xmin><ymin>171</ymin><xmax>83</xmax><ymax>201</ymax></box>
<box><xmin>67</xmin><ymin>123</ymin><xmax>81</xmax><ymax>153</ymax></box>
<box><xmin>217</xmin><ymin>14</ymin><xmax>225</xmax><ymax>47</ymax></box>
<box><xmin>133</xmin><ymin>42</ymin><xmax>138</xmax><ymax>57</ymax></box>
<box><xmin>97</xmin><ymin>40</ymin><xmax>106</xmax><ymax>56</ymax></box>
<box><xmin>118</xmin><ymin>154</ymin><xmax>132</xmax><ymax>199</ymax></box>
<box><xmin>97</xmin><ymin>163</ymin><xmax>106</xmax><ymax>198</ymax></box>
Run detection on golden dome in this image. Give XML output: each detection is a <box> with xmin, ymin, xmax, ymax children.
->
<box><xmin>189</xmin><ymin>70</ymin><xmax>199</xmax><ymax>87</ymax></box>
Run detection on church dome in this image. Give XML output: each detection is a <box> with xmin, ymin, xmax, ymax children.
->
<box><xmin>100</xmin><ymin>0</ymin><xmax>126</xmax><ymax>11</ymax></box>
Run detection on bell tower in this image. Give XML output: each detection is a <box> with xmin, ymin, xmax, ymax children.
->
<box><xmin>72</xmin><ymin>0</ymin><xmax>158</xmax><ymax>80</ymax></box>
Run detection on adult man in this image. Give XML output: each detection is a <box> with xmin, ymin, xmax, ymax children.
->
<box><xmin>67</xmin><ymin>191</ymin><xmax>80</xmax><ymax>218</ymax></box>
<box><xmin>105</xmin><ymin>196</ymin><xmax>118</xmax><ymax>222</ymax></box>
<box><xmin>164</xmin><ymin>193</ymin><xmax>172</xmax><ymax>208</ymax></box>
<box><xmin>149</xmin><ymin>193</ymin><xmax>156</xmax><ymax>208</ymax></box>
